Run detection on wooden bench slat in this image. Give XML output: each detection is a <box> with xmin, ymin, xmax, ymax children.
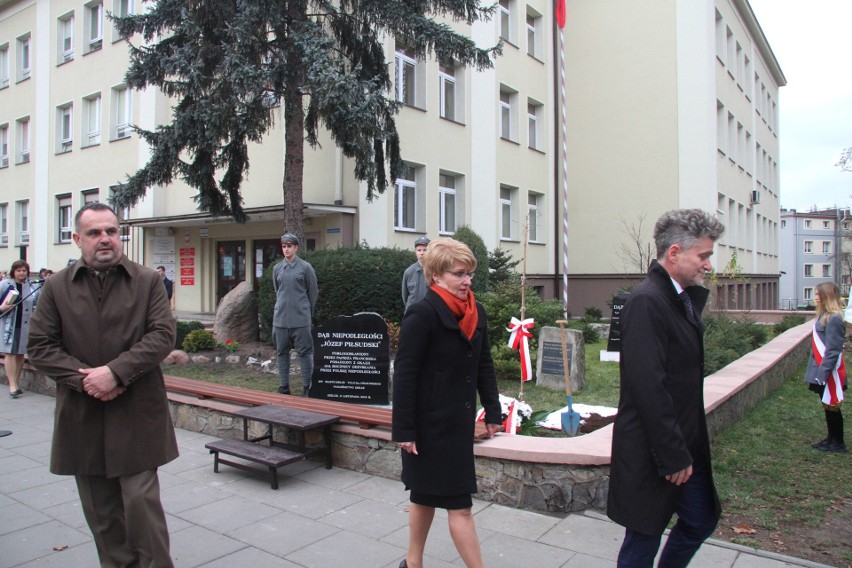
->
<box><xmin>205</xmin><ymin>439</ymin><xmax>304</xmax><ymax>467</ymax></box>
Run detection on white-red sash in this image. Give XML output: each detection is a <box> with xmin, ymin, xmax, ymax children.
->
<box><xmin>811</xmin><ymin>321</ymin><xmax>846</xmax><ymax>406</ymax></box>
<box><xmin>507</xmin><ymin>317</ymin><xmax>535</xmax><ymax>382</ymax></box>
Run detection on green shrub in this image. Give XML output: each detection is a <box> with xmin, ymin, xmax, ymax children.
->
<box><xmin>571</xmin><ymin>320</ymin><xmax>600</xmax><ymax>344</ymax></box>
<box><xmin>258</xmin><ymin>245</ymin><xmax>415</xmax><ymax>343</ymax></box>
<box><xmin>175</xmin><ymin>320</ymin><xmax>205</xmax><ymax>350</ymax></box>
<box><xmin>182</xmin><ymin>329</ymin><xmax>217</xmax><ymax>353</ymax></box>
<box><xmin>773</xmin><ymin>314</ymin><xmax>806</xmax><ymax>335</ymax></box>
<box><xmin>480</xmin><ymin>279</ymin><xmax>565</xmax><ymax>355</ymax></box>
<box><xmin>703</xmin><ymin>314</ymin><xmax>769</xmax><ymax>376</ymax></box>
<box><xmin>488</xmin><ymin>247</ymin><xmax>521</xmax><ymax>285</ymax></box>
<box><xmin>583</xmin><ymin>306</ymin><xmax>603</xmax><ymax>322</ymax></box>
<box><xmin>453</xmin><ymin>225</ymin><xmax>490</xmax><ymax>295</ymax></box>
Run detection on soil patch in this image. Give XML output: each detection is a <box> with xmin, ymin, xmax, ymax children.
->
<box><xmin>715</xmin><ymin>496</ymin><xmax>852</xmax><ymax>567</ymax></box>
<box><xmin>580</xmin><ymin>413</ymin><xmax>616</xmax><ymax>434</ymax></box>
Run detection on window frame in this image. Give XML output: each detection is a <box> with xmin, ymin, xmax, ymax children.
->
<box><xmin>56</xmin><ymin>194</ymin><xmax>73</xmax><ymax>243</ymax></box>
<box><xmin>438</xmin><ymin>60</ymin><xmax>457</xmax><ymax>122</ymax></box>
<box><xmin>500</xmin><ymin>185</ymin><xmax>517</xmax><ymax>240</ymax></box>
<box><xmin>16</xmin><ymin>117</ymin><xmax>30</xmax><ymax>164</ymax></box>
<box><xmin>58</xmin><ymin>12</ymin><xmax>75</xmax><ymax>63</ymax></box>
<box><xmin>822</xmin><ymin>264</ymin><xmax>832</xmax><ymax>278</ymax></box>
<box><xmin>527</xmin><ymin>191</ymin><xmax>543</xmax><ymax>243</ymax></box>
<box><xmin>17</xmin><ymin>34</ymin><xmax>31</xmax><ymax>82</ymax></box>
<box><xmin>57</xmin><ymin>103</ymin><xmax>74</xmax><ymax>153</ymax></box>
<box><xmin>394</xmin><ymin>43</ymin><xmax>418</xmax><ymax>107</ymax></box>
<box><xmin>0</xmin><ymin>43</ymin><xmax>9</xmax><ymax>88</ymax></box>
<box><xmin>112</xmin><ymin>85</ymin><xmax>132</xmax><ymax>140</ymax></box>
<box><xmin>499</xmin><ymin>86</ymin><xmax>518</xmax><ymax>142</ymax></box>
<box><xmin>16</xmin><ymin>200</ymin><xmax>29</xmax><ymax>246</ymax></box>
<box><xmin>438</xmin><ymin>173</ymin><xmax>457</xmax><ymax>235</ymax></box>
<box><xmin>499</xmin><ymin>0</ymin><xmax>516</xmax><ymax>45</ymax></box>
<box><xmin>803</xmin><ymin>240</ymin><xmax>813</xmax><ymax>254</ymax></box>
<box><xmin>112</xmin><ymin>0</ymin><xmax>134</xmax><ymax>41</ymax></box>
<box><xmin>85</xmin><ymin>1</ymin><xmax>104</xmax><ymax>52</ymax></box>
<box><xmin>527</xmin><ymin>99</ymin><xmax>543</xmax><ymax>151</ymax></box>
<box><xmin>393</xmin><ymin>165</ymin><xmax>417</xmax><ymax>231</ymax></box>
<box><xmin>108</xmin><ymin>185</ymin><xmax>131</xmax><ymax>240</ymax></box>
<box><xmin>803</xmin><ymin>264</ymin><xmax>813</xmax><ymax>278</ymax></box>
<box><xmin>83</xmin><ymin>93</ymin><xmax>102</xmax><ymax>147</ymax></box>
<box><xmin>0</xmin><ymin>124</ymin><xmax>8</xmax><ymax>168</ymax></box>
<box><xmin>0</xmin><ymin>203</ymin><xmax>8</xmax><ymax>247</ymax></box>
<box><xmin>822</xmin><ymin>241</ymin><xmax>831</xmax><ymax>255</ymax></box>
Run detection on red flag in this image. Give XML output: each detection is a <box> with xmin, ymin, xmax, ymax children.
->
<box><xmin>556</xmin><ymin>0</ymin><xmax>567</xmax><ymax>29</ymax></box>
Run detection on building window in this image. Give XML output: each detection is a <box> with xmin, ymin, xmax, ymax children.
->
<box><xmin>85</xmin><ymin>1</ymin><xmax>104</xmax><ymax>52</ymax></box>
<box><xmin>0</xmin><ymin>124</ymin><xmax>8</xmax><ymax>168</ymax></box>
<box><xmin>57</xmin><ymin>104</ymin><xmax>74</xmax><ymax>153</ymax></box>
<box><xmin>527</xmin><ymin>192</ymin><xmax>542</xmax><ymax>242</ymax></box>
<box><xmin>395</xmin><ymin>42</ymin><xmax>417</xmax><ymax>107</ymax></box>
<box><xmin>714</xmin><ymin>10</ymin><xmax>724</xmax><ymax>64</ymax></box>
<box><xmin>58</xmin><ymin>13</ymin><xmax>75</xmax><ymax>63</ymax></box>
<box><xmin>499</xmin><ymin>0</ymin><xmax>515</xmax><ymax>43</ymax></box>
<box><xmin>804</xmin><ymin>219</ymin><xmax>812</xmax><ymax>228</ymax></box>
<box><xmin>0</xmin><ymin>203</ymin><xmax>8</xmax><ymax>247</ymax></box>
<box><xmin>803</xmin><ymin>287</ymin><xmax>813</xmax><ymax>302</ymax></box>
<box><xmin>526</xmin><ymin>8</ymin><xmax>542</xmax><ymax>59</ymax></box>
<box><xmin>111</xmin><ymin>85</ymin><xmax>132</xmax><ymax>139</ymax></box>
<box><xmin>83</xmin><ymin>94</ymin><xmax>102</xmax><ymax>147</ymax></box>
<box><xmin>108</xmin><ymin>185</ymin><xmax>131</xmax><ymax>240</ymax></box>
<box><xmin>438</xmin><ymin>173</ymin><xmax>457</xmax><ymax>234</ymax></box>
<box><xmin>822</xmin><ymin>220</ymin><xmax>831</xmax><ymax>229</ymax></box>
<box><xmin>803</xmin><ymin>240</ymin><xmax>812</xmax><ymax>254</ymax></box>
<box><xmin>112</xmin><ymin>0</ymin><xmax>134</xmax><ymax>40</ymax></box>
<box><xmin>822</xmin><ymin>241</ymin><xmax>831</xmax><ymax>254</ymax></box>
<box><xmin>499</xmin><ymin>86</ymin><xmax>517</xmax><ymax>142</ymax></box>
<box><xmin>16</xmin><ymin>201</ymin><xmax>29</xmax><ymax>246</ymax></box>
<box><xmin>394</xmin><ymin>165</ymin><xmax>417</xmax><ymax>231</ymax></box>
<box><xmin>527</xmin><ymin>100</ymin><xmax>543</xmax><ymax>150</ymax></box>
<box><xmin>56</xmin><ymin>195</ymin><xmax>73</xmax><ymax>243</ymax></box>
<box><xmin>16</xmin><ymin>117</ymin><xmax>30</xmax><ymax>164</ymax></box>
<box><xmin>804</xmin><ymin>264</ymin><xmax>813</xmax><ymax>278</ymax></box>
<box><xmin>17</xmin><ymin>34</ymin><xmax>31</xmax><ymax>81</ymax></box>
<box><xmin>823</xmin><ymin>264</ymin><xmax>832</xmax><ymax>278</ymax></box>
<box><xmin>781</xmin><ymin>220</ymin><xmax>786</xmax><ymax>229</ymax></box>
<box><xmin>0</xmin><ymin>43</ymin><xmax>9</xmax><ymax>88</ymax></box>
<box><xmin>500</xmin><ymin>185</ymin><xmax>517</xmax><ymax>240</ymax></box>
<box><xmin>82</xmin><ymin>188</ymin><xmax>100</xmax><ymax>204</ymax></box>
<box><xmin>438</xmin><ymin>60</ymin><xmax>457</xmax><ymax>121</ymax></box>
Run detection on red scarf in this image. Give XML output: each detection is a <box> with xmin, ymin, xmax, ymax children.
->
<box><xmin>430</xmin><ymin>283</ymin><xmax>478</xmax><ymax>340</ymax></box>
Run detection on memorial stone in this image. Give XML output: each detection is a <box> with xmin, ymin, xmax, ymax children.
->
<box><xmin>535</xmin><ymin>326</ymin><xmax>585</xmax><ymax>392</ymax></box>
<box><xmin>311</xmin><ymin>312</ymin><xmax>390</xmax><ymax>404</ymax></box>
<box><xmin>600</xmin><ymin>294</ymin><xmax>628</xmax><ymax>362</ymax></box>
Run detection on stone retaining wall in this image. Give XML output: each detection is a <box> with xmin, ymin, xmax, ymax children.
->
<box><xmin>2</xmin><ymin>322</ymin><xmax>813</xmax><ymax>514</ymax></box>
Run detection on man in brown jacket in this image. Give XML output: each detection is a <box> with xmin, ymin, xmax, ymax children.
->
<box><xmin>28</xmin><ymin>202</ymin><xmax>178</xmax><ymax>567</ymax></box>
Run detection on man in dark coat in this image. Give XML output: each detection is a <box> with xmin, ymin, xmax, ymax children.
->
<box><xmin>608</xmin><ymin>209</ymin><xmax>724</xmax><ymax>568</ymax></box>
<box><xmin>28</xmin><ymin>203</ymin><xmax>178</xmax><ymax>567</ymax></box>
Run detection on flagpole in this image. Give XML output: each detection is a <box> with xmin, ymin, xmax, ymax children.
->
<box><xmin>556</xmin><ymin>0</ymin><xmax>569</xmax><ymax>319</ymax></box>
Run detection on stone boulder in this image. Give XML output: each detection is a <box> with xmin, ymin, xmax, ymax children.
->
<box><xmin>163</xmin><ymin>350</ymin><xmax>190</xmax><ymax>365</ymax></box>
<box><xmin>214</xmin><ymin>281</ymin><xmax>259</xmax><ymax>343</ymax></box>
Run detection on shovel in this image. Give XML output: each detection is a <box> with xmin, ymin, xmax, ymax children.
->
<box><xmin>557</xmin><ymin>320</ymin><xmax>581</xmax><ymax>436</ymax></box>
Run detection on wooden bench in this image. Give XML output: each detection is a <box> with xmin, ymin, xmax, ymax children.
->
<box><xmin>163</xmin><ymin>374</ymin><xmax>491</xmax><ymax>439</ymax></box>
<box><xmin>205</xmin><ymin>438</ymin><xmax>305</xmax><ymax>490</ymax></box>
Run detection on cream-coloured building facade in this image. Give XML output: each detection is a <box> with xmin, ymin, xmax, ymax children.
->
<box><xmin>0</xmin><ymin>0</ymin><xmax>783</xmax><ymax>314</ymax></box>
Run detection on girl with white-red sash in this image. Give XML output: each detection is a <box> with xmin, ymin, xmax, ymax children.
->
<box><xmin>804</xmin><ymin>282</ymin><xmax>847</xmax><ymax>453</ymax></box>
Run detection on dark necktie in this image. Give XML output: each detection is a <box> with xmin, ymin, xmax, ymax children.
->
<box><xmin>679</xmin><ymin>291</ymin><xmax>696</xmax><ymax>323</ymax></box>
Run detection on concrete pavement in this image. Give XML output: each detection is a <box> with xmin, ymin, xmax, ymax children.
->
<box><xmin>0</xmin><ymin>391</ymin><xmax>834</xmax><ymax>568</ymax></box>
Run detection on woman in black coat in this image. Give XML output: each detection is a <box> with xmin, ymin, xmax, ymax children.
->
<box><xmin>392</xmin><ymin>237</ymin><xmax>502</xmax><ymax>568</ymax></box>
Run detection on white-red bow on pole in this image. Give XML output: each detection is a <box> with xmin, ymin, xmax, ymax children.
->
<box><xmin>507</xmin><ymin>317</ymin><xmax>535</xmax><ymax>382</ymax></box>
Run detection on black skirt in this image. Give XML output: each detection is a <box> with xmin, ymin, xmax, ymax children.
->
<box><xmin>408</xmin><ymin>489</ymin><xmax>472</xmax><ymax>510</ymax></box>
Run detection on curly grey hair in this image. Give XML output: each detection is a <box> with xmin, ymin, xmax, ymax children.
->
<box><xmin>654</xmin><ymin>209</ymin><xmax>725</xmax><ymax>260</ymax></box>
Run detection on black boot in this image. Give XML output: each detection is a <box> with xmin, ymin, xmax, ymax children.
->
<box><xmin>818</xmin><ymin>408</ymin><xmax>846</xmax><ymax>452</ymax></box>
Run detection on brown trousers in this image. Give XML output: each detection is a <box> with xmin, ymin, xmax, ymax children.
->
<box><xmin>76</xmin><ymin>469</ymin><xmax>173</xmax><ymax>568</ymax></box>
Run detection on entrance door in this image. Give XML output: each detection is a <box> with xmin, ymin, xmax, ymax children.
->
<box><xmin>216</xmin><ymin>241</ymin><xmax>246</xmax><ymax>304</ymax></box>
<box><xmin>253</xmin><ymin>239</ymin><xmax>282</xmax><ymax>291</ymax></box>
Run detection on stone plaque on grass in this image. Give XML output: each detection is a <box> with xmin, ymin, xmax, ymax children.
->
<box><xmin>535</xmin><ymin>326</ymin><xmax>585</xmax><ymax>393</ymax></box>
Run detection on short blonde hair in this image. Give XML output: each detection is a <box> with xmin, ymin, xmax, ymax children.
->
<box><xmin>422</xmin><ymin>237</ymin><xmax>477</xmax><ymax>284</ymax></box>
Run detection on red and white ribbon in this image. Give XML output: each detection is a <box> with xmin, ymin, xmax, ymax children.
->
<box><xmin>811</xmin><ymin>322</ymin><xmax>846</xmax><ymax>406</ymax></box>
<box><xmin>504</xmin><ymin>400</ymin><xmax>518</xmax><ymax>435</ymax></box>
<box><xmin>507</xmin><ymin>317</ymin><xmax>535</xmax><ymax>382</ymax></box>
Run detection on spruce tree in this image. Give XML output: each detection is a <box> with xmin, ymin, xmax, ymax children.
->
<box><xmin>112</xmin><ymin>1</ymin><xmax>500</xmax><ymax>240</ymax></box>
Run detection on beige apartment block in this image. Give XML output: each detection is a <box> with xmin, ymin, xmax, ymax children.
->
<box><xmin>0</xmin><ymin>0</ymin><xmax>783</xmax><ymax>315</ymax></box>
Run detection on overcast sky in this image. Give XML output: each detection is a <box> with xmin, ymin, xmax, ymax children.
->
<box><xmin>748</xmin><ymin>0</ymin><xmax>852</xmax><ymax>211</ymax></box>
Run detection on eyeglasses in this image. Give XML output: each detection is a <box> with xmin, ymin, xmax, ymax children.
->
<box><xmin>446</xmin><ymin>270</ymin><xmax>475</xmax><ymax>280</ymax></box>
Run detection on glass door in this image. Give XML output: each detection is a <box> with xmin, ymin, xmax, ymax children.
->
<box><xmin>216</xmin><ymin>240</ymin><xmax>246</xmax><ymax>304</ymax></box>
